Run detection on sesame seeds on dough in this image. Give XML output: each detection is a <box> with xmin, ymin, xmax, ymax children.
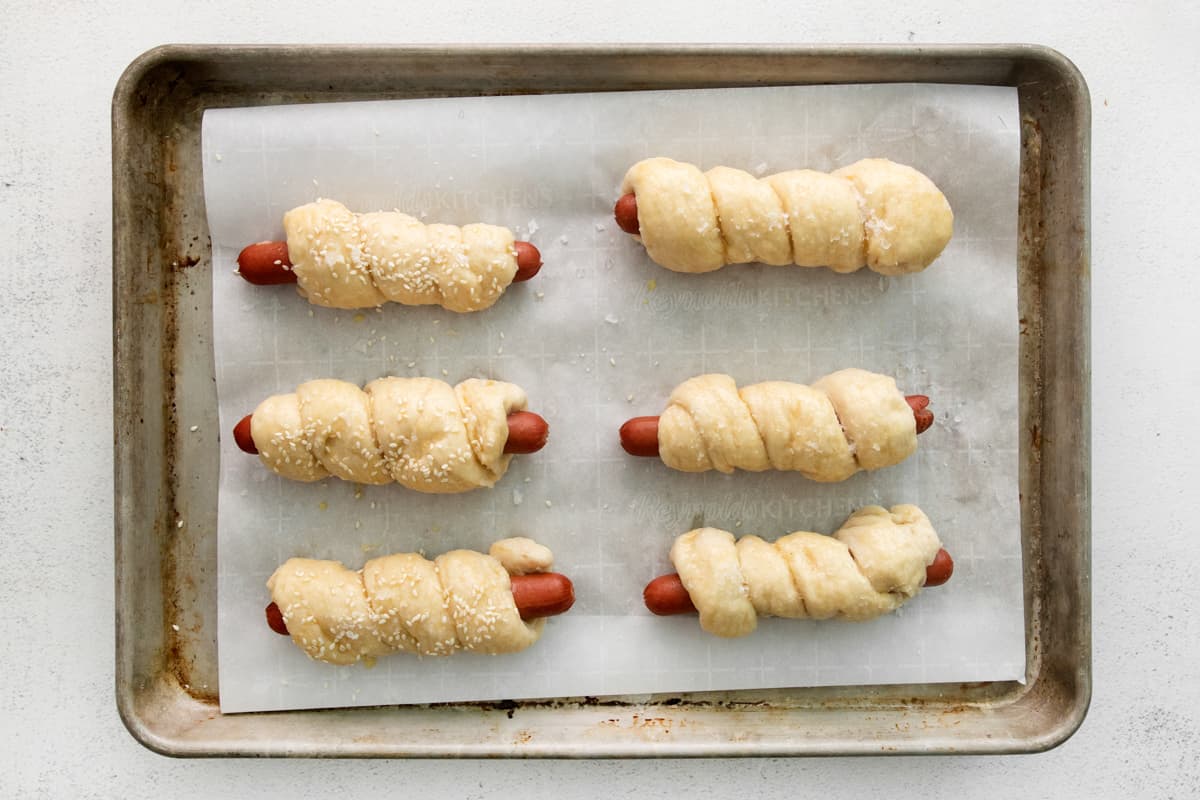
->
<box><xmin>268</xmin><ymin>540</ymin><xmax>551</xmax><ymax>664</ymax></box>
<box><xmin>283</xmin><ymin>200</ymin><xmax>520</xmax><ymax>312</ymax></box>
<box><xmin>250</xmin><ymin>377</ymin><xmax>528</xmax><ymax>494</ymax></box>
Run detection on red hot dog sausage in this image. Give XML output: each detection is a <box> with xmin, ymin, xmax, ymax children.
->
<box><xmin>236</xmin><ymin>240</ymin><xmax>543</xmax><ymax>286</ymax></box>
<box><xmin>614</xmin><ymin>194</ymin><xmax>640</xmax><ymax>235</ymax></box>
<box><xmin>236</xmin><ymin>241</ymin><xmax>296</xmax><ymax>285</ymax></box>
<box><xmin>513</xmin><ymin>241</ymin><xmax>542</xmax><ymax>281</ymax></box>
<box><xmin>510</xmin><ymin>572</ymin><xmax>576</xmax><ymax>620</ymax></box>
<box><xmin>643</xmin><ymin>573</ymin><xmax>697</xmax><ymax>616</ymax></box>
<box><xmin>923</xmin><ymin>547</ymin><xmax>955</xmax><ymax>587</ymax></box>
<box><xmin>265</xmin><ymin>571</ymin><xmax>575</xmax><ymax>635</ymax></box>
<box><xmin>642</xmin><ymin>548</ymin><xmax>954</xmax><ymax>615</ymax></box>
<box><xmin>906</xmin><ymin>394</ymin><xmax>934</xmax><ymax>434</ymax></box>
<box><xmin>233</xmin><ymin>410</ymin><xmax>549</xmax><ymax>457</ymax></box>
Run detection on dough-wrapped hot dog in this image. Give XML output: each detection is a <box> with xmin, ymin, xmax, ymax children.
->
<box><xmin>238</xmin><ymin>199</ymin><xmax>542</xmax><ymax>311</ymax></box>
<box><xmin>617</xmin><ymin>157</ymin><xmax>952</xmax><ymax>275</ymax></box>
<box><xmin>268</xmin><ymin>537</ymin><xmax>570</xmax><ymax>664</ymax></box>
<box><xmin>657</xmin><ymin>505</ymin><xmax>943</xmax><ymax>638</ymax></box>
<box><xmin>623</xmin><ymin>369</ymin><xmax>924</xmax><ymax>481</ymax></box>
<box><xmin>246</xmin><ymin>377</ymin><xmax>544</xmax><ymax>493</ymax></box>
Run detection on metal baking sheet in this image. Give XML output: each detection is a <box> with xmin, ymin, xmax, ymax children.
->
<box><xmin>113</xmin><ymin>44</ymin><xmax>1090</xmax><ymax>757</ymax></box>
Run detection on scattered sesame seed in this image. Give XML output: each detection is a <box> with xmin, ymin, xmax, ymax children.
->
<box><xmin>172</xmin><ymin>624</ymin><xmax>180</xmax><ymax>631</ymax></box>
<box><xmin>544</xmin><ymin>500</ymin><xmax>552</xmax><ymax>508</ymax></box>
<box><xmin>189</xmin><ymin>425</ymin><xmax>199</xmax><ymax>432</ymax></box>
<box><xmin>177</xmin><ymin>519</ymin><xmax>184</xmax><ymax>528</ymax></box>
<box><xmin>214</xmin><ymin>153</ymin><xmax>223</xmax><ymax>162</ymax></box>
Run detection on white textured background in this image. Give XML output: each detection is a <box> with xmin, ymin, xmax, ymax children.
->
<box><xmin>1</xmin><ymin>1</ymin><xmax>1196</xmax><ymax>797</ymax></box>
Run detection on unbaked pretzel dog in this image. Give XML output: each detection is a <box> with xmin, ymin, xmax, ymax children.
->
<box><xmin>266</xmin><ymin>537</ymin><xmax>573</xmax><ymax>664</ymax></box>
<box><xmin>236</xmin><ymin>199</ymin><xmax>542</xmax><ymax>311</ymax></box>
<box><xmin>233</xmin><ymin>377</ymin><xmax>548</xmax><ymax>493</ymax></box>
<box><xmin>619</xmin><ymin>369</ymin><xmax>932</xmax><ymax>481</ymax></box>
<box><xmin>642</xmin><ymin>506</ymin><xmax>951</xmax><ymax>637</ymax></box>
<box><xmin>615</xmin><ymin>157</ymin><xmax>952</xmax><ymax>275</ymax></box>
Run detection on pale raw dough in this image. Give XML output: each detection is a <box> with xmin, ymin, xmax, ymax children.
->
<box><xmin>267</xmin><ymin>537</ymin><xmax>551</xmax><ymax>664</ymax></box>
<box><xmin>488</xmin><ymin>537</ymin><xmax>554</xmax><ymax>575</ymax></box>
<box><xmin>282</xmin><ymin>199</ymin><xmax>519</xmax><ymax>311</ymax></box>
<box><xmin>620</xmin><ymin>157</ymin><xmax>952</xmax><ymax>275</ymax></box>
<box><xmin>670</xmin><ymin>505</ymin><xmax>942</xmax><ymax>637</ymax></box>
<box><xmin>656</xmin><ymin>369</ymin><xmax>916</xmax><ymax>481</ymax></box>
<box><xmin>249</xmin><ymin>377</ymin><xmax>528</xmax><ymax>493</ymax></box>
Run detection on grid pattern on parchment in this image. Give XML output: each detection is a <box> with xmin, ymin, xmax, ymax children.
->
<box><xmin>204</xmin><ymin>84</ymin><xmax>1024</xmax><ymax>714</ymax></box>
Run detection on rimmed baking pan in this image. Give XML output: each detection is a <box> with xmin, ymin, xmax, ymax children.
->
<box><xmin>113</xmin><ymin>43</ymin><xmax>1089</xmax><ymax>757</ymax></box>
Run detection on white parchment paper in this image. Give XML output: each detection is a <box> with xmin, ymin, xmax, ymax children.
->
<box><xmin>202</xmin><ymin>84</ymin><xmax>1024</xmax><ymax>713</ymax></box>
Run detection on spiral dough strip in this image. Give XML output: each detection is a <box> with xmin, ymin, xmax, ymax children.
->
<box><xmin>671</xmin><ymin>505</ymin><xmax>942</xmax><ymax>638</ymax></box>
<box><xmin>268</xmin><ymin>538</ymin><xmax>554</xmax><ymax>664</ymax></box>
<box><xmin>283</xmin><ymin>199</ymin><xmax>521</xmax><ymax>311</ymax></box>
<box><xmin>249</xmin><ymin>377</ymin><xmax>527</xmax><ymax>493</ymax></box>
<box><xmin>658</xmin><ymin>369</ymin><xmax>917</xmax><ymax>481</ymax></box>
<box><xmin>620</xmin><ymin>157</ymin><xmax>953</xmax><ymax>275</ymax></box>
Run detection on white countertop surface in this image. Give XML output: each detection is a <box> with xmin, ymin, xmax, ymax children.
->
<box><xmin>2</xmin><ymin>1</ymin><xmax>1196</xmax><ymax>796</ymax></box>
